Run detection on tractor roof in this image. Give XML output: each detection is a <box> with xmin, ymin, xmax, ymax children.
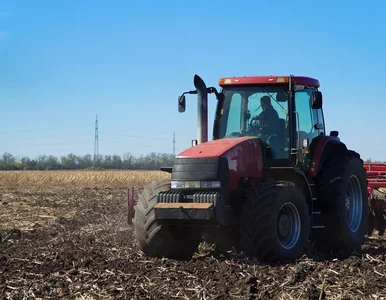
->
<box><xmin>219</xmin><ymin>75</ymin><xmax>320</xmax><ymax>88</ymax></box>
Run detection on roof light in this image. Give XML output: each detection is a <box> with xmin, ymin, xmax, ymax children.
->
<box><xmin>276</xmin><ymin>77</ymin><xmax>288</xmax><ymax>83</ymax></box>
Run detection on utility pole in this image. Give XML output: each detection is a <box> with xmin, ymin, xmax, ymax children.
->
<box><xmin>94</xmin><ymin>115</ymin><xmax>99</xmax><ymax>165</ymax></box>
<box><xmin>173</xmin><ymin>132</ymin><xmax>175</xmax><ymax>156</ymax></box>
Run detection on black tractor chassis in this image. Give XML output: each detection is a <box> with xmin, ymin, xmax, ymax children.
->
<box><xmin>153</xmin><ymin>189</ymin><xmax>234</xmax><ymax>226</ymax></box>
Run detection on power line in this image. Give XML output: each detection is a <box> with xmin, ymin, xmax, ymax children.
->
<box><xmin>24</xmin><ymin>140</ymin><xmax>90</xmax><ymax>146</ymax></box>
<box><xmin>98</xmin><ymin>131</ymin><xmax>170</xmax><ymax>140</ymax></box>
<box><xmin>0</xmin><ymin>124</ymin><xmax>94</xmax><ymax>134</ymax></box>
<box><xmin>2</xmin><ymin>131</ymin><xmax>92</xmax><ymax>141</ymax></box>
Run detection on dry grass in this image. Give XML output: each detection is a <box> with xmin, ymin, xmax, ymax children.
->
<box><xmin>0</xmin><ymin>170</ymin><xmax>171</xmax><ymax>189</ymax></box>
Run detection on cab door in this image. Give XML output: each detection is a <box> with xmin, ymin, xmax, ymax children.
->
<box><xmin>292</xmin><ymin>87</ymin><xmax>324</xmax><ymax>169</ymax></box>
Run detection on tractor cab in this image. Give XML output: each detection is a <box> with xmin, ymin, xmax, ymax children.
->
<box><xmin>178</xmin><ymin>75</ymin><xmax>325</xmax><ymax>169</ymax></box>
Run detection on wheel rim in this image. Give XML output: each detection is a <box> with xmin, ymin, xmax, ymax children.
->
<box><xmin>277</xmin><ymin>202</ymin><xmax>301</xmax><ymax>249</ymax></box>
<box><xmin>345</xmin><ymin>175</ymin><xmax>363</xmax><ymax>232</ymax></box>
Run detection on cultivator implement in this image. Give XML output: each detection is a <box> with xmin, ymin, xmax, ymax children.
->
<box><xmin>364</xmin><ymin>163</ymin><xmax>386</xmax><ymax>236</ymax></box>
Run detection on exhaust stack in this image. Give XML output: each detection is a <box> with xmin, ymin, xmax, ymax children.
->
<box><xmin>193</xmin><ymin>74</ymin><xmax>208</xmax><ymax>144</ymax></box>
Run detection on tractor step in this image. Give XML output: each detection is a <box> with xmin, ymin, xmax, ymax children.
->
<box><xmin>311</xmin><ymin>197</ymin><xmax>322</xmax><ymax>215</ymax></box>
<box><xmin>309</xmin><ymin>186</ymin><xmax>325</xmax><ymax>229</ymax></box>
<box><xmin>312</xmin><ymin>198</ymin><xmax>322</xmax><ymax>214</ymax></box>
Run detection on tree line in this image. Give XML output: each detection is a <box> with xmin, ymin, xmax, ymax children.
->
<box><xmin>1</xmin><ymin>152</ymin><xmax>381</xmax><ymax>171</ymax></box>
<box><xmin>0</xmin><ymin>152</ymin><xmax>176</xmax><ymax>171</ymax></box>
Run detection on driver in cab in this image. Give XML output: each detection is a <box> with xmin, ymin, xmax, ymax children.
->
<box><xmin>252</xmin><ymin>95</ymin><xmax>280</xmax><ymax>136</ymax></box>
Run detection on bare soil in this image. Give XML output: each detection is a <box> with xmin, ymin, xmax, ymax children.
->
<box><xmin>1</xmin><ymin>188</ymin><xmax>386</xmax><ymax>299</ymax></box>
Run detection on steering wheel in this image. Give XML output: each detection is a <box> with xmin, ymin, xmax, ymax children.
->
<box><xmin>248</xmin><ymin>118</ymin><xmax>261</xmax><ymax>133</ymax></box>
<box><xmin>225</xmin><ymin>117</ymin><xmax>262</xmax><ymax>138</ymax></box>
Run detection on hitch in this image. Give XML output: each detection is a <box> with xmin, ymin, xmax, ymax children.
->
<box><xmin>128</xmin><ymin>186</ymin><xmax>136</xmax><ymax>225</ymax></box>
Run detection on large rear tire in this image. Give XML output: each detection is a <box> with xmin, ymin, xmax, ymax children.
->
<box><xmin>313</xmin><ymin>150</ymin><xmax>368</xmax><ymax>253</ymax></box>
<box><xmin>239</xmin><ymin>181</ymin><xmax>310</xmax><ymax>262</ymax></box>
<box><xmin>133</xmin><ymin>180</ymin><xmax>202</xmax><ymax>260</ymax></box>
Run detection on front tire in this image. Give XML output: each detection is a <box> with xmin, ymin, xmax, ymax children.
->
<box><xmin>133</xmin><ymin>180</ymin><xmax>202</xmax><ymax>260</ymax></box>
<box><xmin>239</xmin><ymin>181</ymin><xmax>310</xmax><ymax>262</ymax></box>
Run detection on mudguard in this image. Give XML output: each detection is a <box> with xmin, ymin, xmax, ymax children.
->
<box><xmin>308</xmin><ymin>135</ymin><xmax>347</xmax><ymax>177</ymax></box>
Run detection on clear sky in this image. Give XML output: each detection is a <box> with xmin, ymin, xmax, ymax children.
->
<box><xmin>1</xmin><ymin>0</ymin><xmax>386</xmax><ymax>161</ymax></box>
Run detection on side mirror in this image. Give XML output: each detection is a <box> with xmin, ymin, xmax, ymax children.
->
<box><xmin>311</xmin><ymin>91</ymin><xmax>322</xmax><ymax>109</ymax></box>
<box><xmin>178</xmin><ymin>95</ymin><xmax>186</xmax><ymax>112</ymax></box>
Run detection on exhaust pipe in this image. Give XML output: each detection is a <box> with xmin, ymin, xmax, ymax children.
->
<box><xmin>193</xmin><ymin>74</ymin><xmax>208</xmax><ymax>144</ymax></box>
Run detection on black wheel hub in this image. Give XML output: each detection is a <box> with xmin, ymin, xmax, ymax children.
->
<box><xmin>278</xmin><ymin>214</ymin><xmax>290</xmax><ymax>237</ymax></box>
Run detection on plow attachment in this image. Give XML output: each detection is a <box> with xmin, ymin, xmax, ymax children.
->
<box><xmin>364</xmin><ymin>163</ymin><xmax>386</xmax><ymax>236</ymax></box>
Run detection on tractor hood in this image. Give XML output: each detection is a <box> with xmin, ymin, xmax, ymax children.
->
<box><xmin>173</xmin><ymin>136</ymin><xmax>263</xmax><ymax>190</ymax></box>
<box><xmin>176</xmin><ymin>137</ymin><xmax>257</xmax><ymax>158</ymax></box>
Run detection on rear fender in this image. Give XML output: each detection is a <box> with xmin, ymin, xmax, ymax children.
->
<box><xmin>308</xmin><ymin>136</ymin><xmax>347</xmax><ymax>177</ymax></box>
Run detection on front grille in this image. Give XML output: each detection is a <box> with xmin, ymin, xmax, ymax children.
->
<box><xmin>157</xmin><ymin>191</ymin><xmax>183</xmax><ymax>203</ymax></box>
<box><xmin>157</xmin><ymin>190</ymin><xmax>220</xmax><ymax>204</ymax></box>
<box><xmin>192</xmin><ymin>192</ymin><xmax>220</xmax><ymax>204</ymax></box>
<box><xmin>171</xmin><ymin>157</ymin><xmax>220</xmax><ymax>181</ymax></box>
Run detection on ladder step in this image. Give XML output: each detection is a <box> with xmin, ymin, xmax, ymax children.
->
<box><xmin>312</xmin><ymin>225</ymin><xmax>325</xmax><ymax>229</ymax></box>
<box><xmin>312</xmin><ymin>197</ymin><xmax>318</xmax><ymax>201</ymax></box>
<box><xmin>312</xmin><ymin>211</ymin><xmax>321</xmax><ymax>215</ymax></box>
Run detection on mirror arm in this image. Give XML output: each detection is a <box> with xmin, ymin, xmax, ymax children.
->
<box><xmin>180</xmin><ymin>90</ymin><xmax>197</xmax><ymax>97</ymax></box>
<box><xmin>180</xmin><ymin>87</ymin><xmax>222</xmax><ymax>101</ymax></box>
<box><xmin>207</xmin><ymin>87</ymin><xmax>224</xmax><ymax>101</ymax></box>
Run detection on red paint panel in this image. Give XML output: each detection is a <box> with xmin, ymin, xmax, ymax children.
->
<box><xmin>221</xmin><ymin>139</ymin><xmax>263</xmax><ymax>190</ymax></box>
<box><xmin>366</xmin><ymin>171</ymin><xmax>386</xmax><ymax>176</ymax></box>
<box><xmin>308</xmin><ymin>136</ymin><xmax>341</xmax><ymax>177</ymax></box>
<box><xmin>364</xmin><ymin>164</ymin><xmax>386</xmax><ymax>172</ymax></box>
<box><xmin>218</xmin><ymin>76</ymin><xmax>319</xmax><ymax>88</ymax></box>
<box><xmin>368</xmin><ymin>182</ymin><xmax>386</xmax><ymax>187</ymax></box>
<box><xmin>177</xmin><ymin>137</ymin><xmax>257</xmax><ymax>158</ymax></box>
<box><xmin>177</xmin><ymin>137</ymin><xmax>263</xmax><ymax>190</ymax></box>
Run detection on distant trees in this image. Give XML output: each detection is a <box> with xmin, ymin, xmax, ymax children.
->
<box><xmin>365</xmin><ymin>158</ymin><xmax>385</xmax><ymax>164</ymax></box>
<box><xmin>0</xmin><ymin>152</ymin><xmax>175</xmax><ymax>171</ymax></box>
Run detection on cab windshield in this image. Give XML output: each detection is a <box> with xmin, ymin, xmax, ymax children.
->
<box><xmin>217</xmin><ymin>85</ymin><xmax>289</xmax><ymax>139</ymax></box>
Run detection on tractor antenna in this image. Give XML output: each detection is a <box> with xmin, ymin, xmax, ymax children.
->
<box><xmin>94</xmin><ymin>115</ymin><xmax>99</xmax><ymax>165</ymax></box>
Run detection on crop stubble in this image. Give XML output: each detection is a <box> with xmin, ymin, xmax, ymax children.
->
<box><xmin>0</xmin><ymin>171</ymin><xmax>386</xmax><ymax>299</ymax></box>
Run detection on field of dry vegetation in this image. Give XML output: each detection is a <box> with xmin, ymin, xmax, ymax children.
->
<box><xmin>0</xmin><ymin>170</ymin><xmax>171</xmax><ymax>189</ymax></box>
<box><xmin>1</xmin><ymin>170</ymin><xmax>386</xmax><ymax>299</ymax></box>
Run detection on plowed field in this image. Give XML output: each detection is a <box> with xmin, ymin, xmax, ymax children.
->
<box><xmin>1</xmin><ymin>186</ymin><xmax>386</xmax><ymax>299</ymax></box>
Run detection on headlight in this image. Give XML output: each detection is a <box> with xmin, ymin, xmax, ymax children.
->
<box><xmin>171</xmin><ymin>181</ymin><xmax>185</xmax><ymax>189</ymax></box>
<box><xmin>171</xmin><ymin>180</ymin><xmax>221</xmax><ymax>189</ymax></box>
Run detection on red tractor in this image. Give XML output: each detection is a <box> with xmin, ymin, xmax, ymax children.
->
<box><xmin>131</xmin><ymin>74</ymin><xmax>368</xmax><ymax>262</ymax></box>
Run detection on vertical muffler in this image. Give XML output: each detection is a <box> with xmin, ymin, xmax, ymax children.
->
<box><xmin>193</xmin><ymin>74</ymin><xmax>208</xmax><ymax>144</ymax></box>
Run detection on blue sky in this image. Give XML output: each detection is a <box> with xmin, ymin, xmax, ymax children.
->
<box><xmin>1</xmin><ymin>0</ymin><xmax>386</xmax><ymax>161</ymax></box>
